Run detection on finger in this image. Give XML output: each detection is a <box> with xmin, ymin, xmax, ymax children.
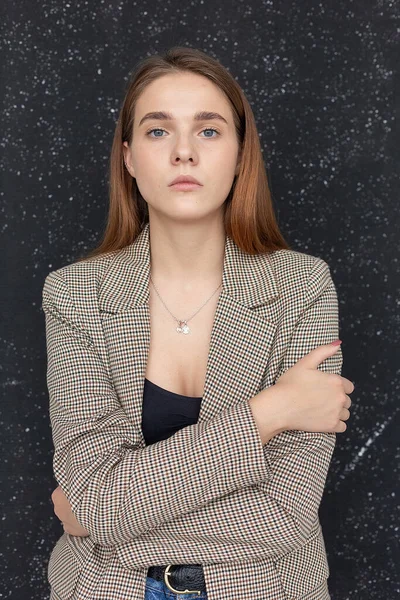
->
<box><xmin>336</xmin><ymin>420</ymin><xmax>347</xmax><ymax>433</ymax></box>
<box><xmin>343</xmin><ymin>395</ymin><xmax>352</xmax><ymax>409</ymax></box>
<box><xmin>339</xmin><ymin>407</ymin><xmax>351</xmax><ymax>421</ymax></box>
<box><xmin>341</xmin><ymin>378</ymin><xmax>355</xmax><ymax>394</ymax></box>
<box><xmin>296</xmin><ymin>341</ymin><xmax>343</xmax><ymax>370</ymax></box>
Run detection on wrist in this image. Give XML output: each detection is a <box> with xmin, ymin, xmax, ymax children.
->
<box><xmin>248</xmin><ymin>387</ymin><xmax>287</xmax><ymax>445</ymax></box>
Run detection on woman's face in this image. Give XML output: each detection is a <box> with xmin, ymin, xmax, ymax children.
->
<box><xmin>123</xmin><ymin>72</ymin><xmax>241</xmax><ymax>224</ymax></box>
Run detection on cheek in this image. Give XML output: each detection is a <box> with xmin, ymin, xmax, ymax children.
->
<box><xmin>133</xmin><ymin>163</ymin><xmax>164</xmax><ymax>200</ymax></box>
<box><xmin>209</xmin><ymin>140</ymin><xmax>238</xmax><ymax>167</ymax></box>
<box><xmin>211</xmin><ymin>152</ymin><xmax>238</xmax><ymax>181</ymax></box>
<box><xmin>132</xmin><ymin>146</ymin><xmax>160</xmax><ymax>179</ymax></box>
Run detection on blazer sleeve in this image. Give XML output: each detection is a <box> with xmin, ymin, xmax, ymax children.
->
<box><xmin>110</xmin><ymin>258</ymin><xmax>343</xmax><ymax>566</ymax></box>
<box><xmin>42</xmin><ymin>269</ymin><xmax>271</xmax><ymax>547</ymax></box>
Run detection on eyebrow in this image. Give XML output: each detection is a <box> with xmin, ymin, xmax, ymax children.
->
<box><xmin>138</xmin><ymin>111</ymin><xmax>229</xmax><ymax>128</ymax></box>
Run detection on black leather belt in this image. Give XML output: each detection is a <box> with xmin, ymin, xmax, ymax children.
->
<box><xmin>147</xmin><ymin>564</ymin><xmax>206</xmax><ymax>595</ymax></box>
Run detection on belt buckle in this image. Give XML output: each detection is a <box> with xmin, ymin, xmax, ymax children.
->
<box><xmin>164</xmin><ymin>564</ymin><xmax>202</xmax><ymax>596</ymax></box>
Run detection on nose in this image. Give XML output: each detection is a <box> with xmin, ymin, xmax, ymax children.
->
<box><xmin>170</xmin><ymin>134</ymin><xmax>198</xmax><ymax>164</ymax></box>
<box><xmin>174</xmin><ymin>155</ymin><xmax>194</xmax><ymax>163</ymax></box>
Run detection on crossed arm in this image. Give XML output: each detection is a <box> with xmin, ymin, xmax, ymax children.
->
<box><xmin>44</xmin><ymin>258</ymin><xmax>342</xmax><ymax>565</ymax></box>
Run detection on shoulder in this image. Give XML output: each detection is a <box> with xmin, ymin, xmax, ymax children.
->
<box><xmin>267</xmin><ymin>248</ymin><xmax>333</xmax><ymax>291</ymax></box>
<box><xmin>42</xmin><ymin>249</ymin><xmax>119</xmax><ymax>305</ymax></box>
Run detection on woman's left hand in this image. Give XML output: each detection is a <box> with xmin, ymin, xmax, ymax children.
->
<box><xmin>51</xmin><ymin>485</ymin><xmax>90</xmax><ymax>537</ymax></box>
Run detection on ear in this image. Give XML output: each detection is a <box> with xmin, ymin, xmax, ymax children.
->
<box><xmin>235</xmin><ymin>146</ymin><xmax>242</xmax><ymax>176</ymax></box>
<box><xmin>123</xmin><ymin>141</ymin><xmax>136</xmax><ymax>178</ymax></box>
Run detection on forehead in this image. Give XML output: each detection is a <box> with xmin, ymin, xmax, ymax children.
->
<box><xmin>134</xmin><ymin>72</ymin><xmax>232</xmax><ymax>122</ymax></box>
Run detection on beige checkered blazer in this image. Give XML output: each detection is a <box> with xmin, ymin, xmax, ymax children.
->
<box><xmin>42</xmin><ymin>222</ymin><xmax>343</xmax><ymax>600</ymax></box>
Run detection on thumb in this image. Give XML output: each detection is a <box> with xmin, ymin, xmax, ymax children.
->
<box><xmin>296</xmin><ymin>340</ymin><xmax>342</xmax><ymax>370</ymax></box>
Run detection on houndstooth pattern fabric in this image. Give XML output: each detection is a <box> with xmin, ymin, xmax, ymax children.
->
<box><xmin>42</xmin><ymin>222</ymin><xmax>343</xmax><ymax>599</ymax></box>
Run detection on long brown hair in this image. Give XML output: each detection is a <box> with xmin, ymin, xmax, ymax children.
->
<box><xmin>76</xmin><ymin>46</ymin><xmax>291</xmax><ymax>262</ymax></box>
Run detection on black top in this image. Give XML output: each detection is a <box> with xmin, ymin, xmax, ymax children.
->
<box><xmin>141</xmin><ymin>378</ymin><xmax>202</xmax><ymax>445</ymax></box>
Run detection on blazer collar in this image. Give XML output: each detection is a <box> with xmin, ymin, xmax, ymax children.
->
<box><xmin>98</xmin><ymin>222</ymin><xmax>281</xmax><ymax>441</ymax></box>
<box><xmin>98</xmin><ymin>222</ymin><xmax>280</xmax><ymax>313</ymax></box>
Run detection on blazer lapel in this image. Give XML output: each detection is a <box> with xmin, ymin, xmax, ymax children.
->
<box><xmin>98</xmin><ymin>223</ymin><xmax>280</xmax><ymax>447</ymax></box>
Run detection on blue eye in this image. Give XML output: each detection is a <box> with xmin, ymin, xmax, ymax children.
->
<box><xmin>202</xmin><ymin>128</ymin><xmax>219</xmax><ymax>137</ymax></box>
<box><xmin>147</xmin><ymin>128</ymin><xmax>166</xmax><ymax>137</ymax></box>
<box><xmin>145</xmin><ymin>127</ymin><xmax>220</xmax><ymax>138</ymax></box>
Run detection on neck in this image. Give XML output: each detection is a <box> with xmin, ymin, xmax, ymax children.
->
<box><xmin>148</xmin><ymin>217</ymin><xmax>226</xmax><ymax>293</ymax></box>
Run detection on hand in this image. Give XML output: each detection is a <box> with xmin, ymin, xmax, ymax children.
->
<box><xmin>268</xmin><ymin>341</ymin><xmax>354</xmax><ymax>433</ymax></box>
<box><xmin>250</xmin><ymin>342</ymin><xmax>354</xmax><ymax>441</ymax></box>
<box><xmin>51</xmin><ymin>485</ymin><xmax>90</xmax><ymax>537</ymax></box>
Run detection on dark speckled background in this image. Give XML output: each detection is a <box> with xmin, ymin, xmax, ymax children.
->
<box><xmin>1</xmin><ymin>1</ymin><xmax>399</xmax><ymax>598</ymax></box>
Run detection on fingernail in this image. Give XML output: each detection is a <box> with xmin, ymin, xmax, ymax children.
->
<box><xmin>331</xmin><ymin>339</ymin><xmax>342</xmax><ymax>346</ymax></box>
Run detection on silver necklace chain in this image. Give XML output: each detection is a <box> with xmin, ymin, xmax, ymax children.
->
<box><xmin>149</xmin><ymin>274</ymin><xmax>222</xmax><ymax>334</ymax></box>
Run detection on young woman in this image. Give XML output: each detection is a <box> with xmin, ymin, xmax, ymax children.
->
<box><xmin>43</xmin><ymin>46</ymin><xmax>354</xmax><ymax>600</ymax></box>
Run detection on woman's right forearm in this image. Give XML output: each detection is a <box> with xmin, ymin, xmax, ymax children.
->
<box><xmin>248</xmin><ymin>386</ymin><xmax>287</xmax><ymax>445</ymax></box>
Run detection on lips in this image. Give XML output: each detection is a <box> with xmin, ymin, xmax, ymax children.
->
<box><xmin>169</xmin><ymin>175</ymin><xmax>202</xmax><ymax>186</ymax></box>
<box><xmin>170</xmin><ymin>181</ymin><xmax>202</xmax><ymax>191</ymax></box>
